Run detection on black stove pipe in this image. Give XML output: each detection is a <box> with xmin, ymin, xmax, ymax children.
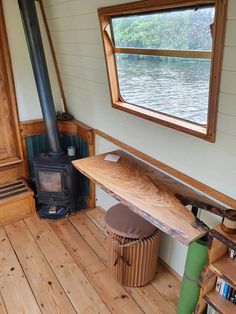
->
<box><xmin>18</xmin><ymin>0</ymin><xmax>63</xmax><ymax>157</ymax></box>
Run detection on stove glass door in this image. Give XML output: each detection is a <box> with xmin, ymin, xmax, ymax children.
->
<box><xmin>38</xmin><ymin>170</ymin><xmax>62</xmax><ymax>192</ymax></box>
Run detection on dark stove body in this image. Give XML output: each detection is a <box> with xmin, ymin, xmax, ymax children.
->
<box><xmin>18</xmin><ymin>0</ymin><xmax>85</xmax><ymax>220</ymax></box>
<box><xmin>33</xmin><ymin>153</ymin><xmax>84</xmax><ymax>218</ymax></box>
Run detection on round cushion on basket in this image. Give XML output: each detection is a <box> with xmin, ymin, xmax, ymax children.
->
<box><xmin>105</xmin><ymin>203</ymin><xmax>157</xmax><ymax>239</ymax></box>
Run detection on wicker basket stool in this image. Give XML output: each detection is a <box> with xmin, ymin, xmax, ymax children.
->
<box><xmin>105</xmin><ymin>203</ymin><xmax>159</xmax><ymax>287</ymax></box>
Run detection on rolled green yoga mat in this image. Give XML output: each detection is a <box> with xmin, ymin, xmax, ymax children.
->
<box><xmin>176</xmin><ymin>239</ymin><xmax>208</xmax><ymax>314</ymax></box>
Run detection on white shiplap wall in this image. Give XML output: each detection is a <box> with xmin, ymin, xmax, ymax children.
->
<box><xmin>42</xmin><ymin>0</ymin><xmax>236</xmax><ymax>276</ymax></box>
<box><xmin>2</xmin><ymin>0</ymin><xmax>62</xmax><ymax>121</ymax></box>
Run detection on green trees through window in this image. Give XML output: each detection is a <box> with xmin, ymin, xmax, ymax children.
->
<box><xmin>112</xmin><ymin>7</ymin><xmax>214</xmax><ymax>50</ymax></box>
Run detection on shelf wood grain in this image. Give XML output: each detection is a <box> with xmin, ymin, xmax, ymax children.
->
<box><xmin>204</xmin><ymin>291</ymin><xmax>236</xmax><ymax>314</ymax></box>
<box><xmin>211</xmin><ymin>225</ymin><xmax>236</xmax><ymax>251</ymax></box>
<box><xmin>210</xmin><ymin>255</ymin><xmax>236</xmax><ymax>289</ymax></box>
<box><xmin>72</xmin><ymin>150</ymin><xmax>213</xmax><ymax>245</ymax></box>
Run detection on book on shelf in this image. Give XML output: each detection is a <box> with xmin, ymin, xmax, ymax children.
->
<box><xmin>215</xmin><ymin>277</ymin><xmax>224</xmax><ymax>293</ymax></box>
<box><xmin>215</xmin><ymin>276</ymin><xmax>236</xmax><ymax>304</ymax></box>
<box><xmin>229</xmin><ymin>248</ymin><xmax>236</xmax><ymax>259</ymax></box>
<box><xmin>207</xmin><ymin>304</ymin><xmax>219</xmax><ymax>314</ymax></box>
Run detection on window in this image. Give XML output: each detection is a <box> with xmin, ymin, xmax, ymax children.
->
<box><xmin>98</xmin><ymin>0</ymin><xmax>227</xmax><ymax>142</ymax></box>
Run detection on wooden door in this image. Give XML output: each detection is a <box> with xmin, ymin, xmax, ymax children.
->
<box><xmin>0</xmin><ymin>47</ymin><xmax>19</xmax><ymax>165</ymax></box>
<box><xmin>0</xmin><ymin>0</ymin><xmax>24</xmax><ymax>182</ymax></box>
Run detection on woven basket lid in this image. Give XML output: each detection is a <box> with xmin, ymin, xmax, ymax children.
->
<box><xmin>105</xmin><ymin>203</ymin><xmax>157</xmax><ymax>239</ymax></box>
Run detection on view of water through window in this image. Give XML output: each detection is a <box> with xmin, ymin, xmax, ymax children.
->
<box><xmin>112</xmin><ymin>6</ymin><xmax>215</xmax><ymax>125</ymax></box>
<box><xmin>115</xmin><ymin>55</ymin><xmax>211</xmax><ymax>125</ymax></box>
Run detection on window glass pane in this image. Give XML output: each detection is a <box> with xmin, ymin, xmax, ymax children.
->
<box><xmin>112</xmin><ymin>6</ymin><xmax>214</xmax><ymax>50</ymax></box>
<box><xmin>115</xmin><ymin>54</ymin><xmax>211</xmax><ymax>124</ymax></box>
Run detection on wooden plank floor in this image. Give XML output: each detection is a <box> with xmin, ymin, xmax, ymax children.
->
<box><xmin>0</xmin><ymin>208</ymin><xmax>180</xmax><ymax>314</ymax></box>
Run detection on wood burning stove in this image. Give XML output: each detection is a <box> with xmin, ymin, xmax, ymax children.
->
<box><xmin>18</xmin><ymin>0</ymin><xmax>84</xmax><ymax>219</ymax></box>
<box><xmin>33</xmin><ymin>153</ymin><xmax>84</xmax><ymax>219</ymax></box>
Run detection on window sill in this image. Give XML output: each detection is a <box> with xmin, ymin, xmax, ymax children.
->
<box><xmin>112</xmin><ymin>101</ymin><xmax>214</xmax><ymax>142</ymax></box>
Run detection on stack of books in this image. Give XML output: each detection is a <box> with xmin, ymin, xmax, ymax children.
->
<box><xmin>213</xmin><ymin>248</ymin><xmax>236</xmax><ymax>305</ymax></box>
<box><xmin>215</xmin><ymin>277</ymin><xmax>236</xmax><ymax>303</ymax></box>
<box><xmin>206</xmin><ymin>249</ymin><xmax>236</xmax><ymax>313</ymax></box>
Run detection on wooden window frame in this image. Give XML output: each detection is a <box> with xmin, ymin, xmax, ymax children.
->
<box><xmin>98</xmin><ymin>0</ymin><xmax>228</xmax><ymax>142</ymax></box>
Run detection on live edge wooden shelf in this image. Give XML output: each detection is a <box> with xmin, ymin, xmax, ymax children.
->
<box><xmin>72</xmin><ymin>150</ymin><xmax>227</xmax><ymax>246</ymax></box>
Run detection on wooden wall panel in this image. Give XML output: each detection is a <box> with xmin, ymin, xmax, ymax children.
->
<box><xmin>0</xmin><ymin>0</ymin><xmax>24</xmax><ymax>184</ymax></box>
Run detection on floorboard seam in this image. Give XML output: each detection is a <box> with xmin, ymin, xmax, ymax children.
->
<box><xmin>84</xmin><ymin>209</ymin><xmax>107</xmax><ymax>236</ymax></box>
<box><xmin>1</xmin><ymin>211</ymin><xmax>179</xmax><ymax>314</ymax></box>
<box><xmin>0</xmin><ymin>289</ymin><xmax>9</xmax><ymax>314</ymax></box>
<box><xmin>22</xmin><ymin>219</ymin><xmax>78</xmax><ymax>314</ymax></box>
<box><xmin>50</xmin><ymin>220</ymin><xmax>120</xmax><ymax>313</ymax></box>
<box><xmin>50</xmin><ymin>220</ymin><xmax>113</xmax><ymax>313</ymax></box>
<box><xmin>68</xmin><ymin>216</ymin><xmax>145</xmax><ymax>313</ymax></box>
<box><xmin>3</xmin><ymin>224</ymin><xmax>43</xmax><ymax>314</ymax></box>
